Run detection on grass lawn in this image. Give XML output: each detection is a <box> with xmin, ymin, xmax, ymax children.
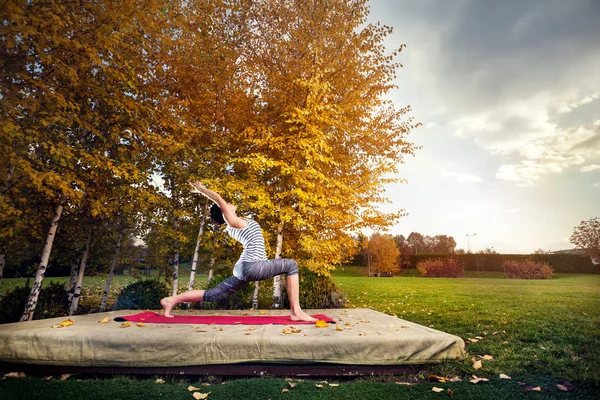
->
<box><xmin>1</xmin><ymin>267</ymin><xmax>599</xmax><ymax>399</ymax></box>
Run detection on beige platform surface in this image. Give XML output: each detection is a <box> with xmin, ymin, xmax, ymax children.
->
<box><xmin>0</xmin><ymin>308</ymin><xmax>465</xmax><ymax>367</ymax></box>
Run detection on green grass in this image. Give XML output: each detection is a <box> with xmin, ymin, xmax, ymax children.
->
<box><xmin>334</xmin><ymin>272</ymin><xmax>600</xmax><ymax>385</ymax></box>
<box><xmin>1</xmin><ymin>268</ymin><xmax>599</xmax><ymax>398</ymax></box>
<box><xmin>0</xmin><ymin>375</ymin><xmax>593</xmax><ymax>400</ymax></box>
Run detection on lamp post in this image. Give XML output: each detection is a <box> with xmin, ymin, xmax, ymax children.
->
<box><xmin>466</xmin><ymin>233</ymin><xmax>476</xmax><ymax>253</ymax></box>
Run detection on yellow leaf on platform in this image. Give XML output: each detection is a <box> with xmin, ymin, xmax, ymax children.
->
<box><xmin>260</xmin><ymin>310</ymin><xmax>266</xmax><ymax>315</ymax></box>
<box><xmin>315</xmin><ymin>319</ymin><xmax>329</xmax><ymax>328</ymax></box>
<box><xmin>137</xmin><ymin>323</ymin><xmax>145</xmax><ymax>327</ymax></box>
<box><xmin>120</xmin><ymin>321</ymin><xmax>132</xmax><ymax>328</ymax></box>
<box><xmin>99</xmin><ymin>317</ymin><xmax>109</xmax><ymax>323</ymax></box>
<box><xmin>335</xmin><ymin>324</ymin><xmax>344</xmax><ymax>331</ymax></box>
<box><xmin>52</xmin><ymin>319</ymin><xmax>74</xmax><ymax>328</ymax></box>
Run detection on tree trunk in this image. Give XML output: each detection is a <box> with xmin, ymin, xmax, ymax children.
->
<box><xmin>207</xmin><ymin>257</ymin><xmax>214</xmax><ymax>282</ymax></box>
<box><xmin>185</xmin><ymin>213</ymin><xmax>206</xmax><ymax>308</ymax></box>
<box><xmin>252</xmin><ymin>281</ymin><xmax>260</xmax><ymax>309</ymax></box>
<box><xmin>272</xmin><ymin>222</ymin><xmax>284</xmax><ymax>309</ymax></box>
<box><xmin>99</xmin><ymin>231</ymin><xmax>123</xmax><ymax>312</ymax></box>
<box><xmin>20</xmin><ymin>203</ymin><xmax>63</xmax><ymax>322</ymax></box>
<box><xmin>0</xmin><ymin>247</ymin><xmax>5</xmax><ymax>286</ymax></box>
<box><xmin>69</xmin><ymin>228</ymin><xmax>92</xmax><ymax>315</ymax></box>
<box><xmin>67</xmin><ymin>256</ymin><xmax>80</xmax><ymax>302</ymax></box>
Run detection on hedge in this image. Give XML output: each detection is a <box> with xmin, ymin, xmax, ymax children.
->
<box><xmin>400</xmin><ymin>253</ymin><xmax>597</xmax><ymax>274</ymax></box>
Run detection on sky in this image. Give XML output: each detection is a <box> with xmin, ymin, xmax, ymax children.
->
<box><xmin>368</xmin><ymin>0</ymin><xmax>600</xmax><ymax>253</ymax></box>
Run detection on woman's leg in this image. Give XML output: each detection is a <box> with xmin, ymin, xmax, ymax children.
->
<box><xmin>160</xmin><ymin>290</ymin><xmax>205</xmax><ymax>318</ymax></box>
<box><xmin>285</xmin><ymin>274</ymin><xmax>317</xmax><ymax>322</ymax></box>
<box><xmin>241</xmin><ymin>259</ymin><xmax>316</xmax><ymax>322</ymax></box>
<box><xmin>160</xmin><ymin>276</ymin><xmax>247</xmax><ymax>317</ymax></box>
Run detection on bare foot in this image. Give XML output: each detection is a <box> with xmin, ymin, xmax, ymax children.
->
<box><xmin>160</xmin><ymin>297</ymin><xmax>176</xmax><ymax>318</ymax></box>
<box><xmin>290</xmin><ymin>309</ymin><xmax>317</xmax><ymax>322</ymax></box>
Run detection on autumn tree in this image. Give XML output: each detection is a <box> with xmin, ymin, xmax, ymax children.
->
<box><xmin>366</xmin><ymin>233</ymin><xmax>400</xmax><ymax>276</ymax></box>
<box><xmin>230</xmin><ymin>0</ymin><xmax>417</xmax><ymax>304</ymax></box>
<box><xmin>1</xmin><ymin>0</ymin><xmax>177</xmax><ymax>321</ymax></box>
<box><xmin>570</xmin><ymin>217</ymin><xmax>600</xmax><ymax>261</ymax></box>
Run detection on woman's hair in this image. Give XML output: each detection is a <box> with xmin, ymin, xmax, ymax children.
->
<box><xmin>210</xmin><ymin>204</ymin><xmax>226</xmax><ymax>225</ymax></box>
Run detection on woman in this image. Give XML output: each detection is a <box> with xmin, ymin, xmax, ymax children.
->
<box><xmin>160</xmin><ymin>181</ymin><xmax>317</xmax><ymax>322</ymax></box>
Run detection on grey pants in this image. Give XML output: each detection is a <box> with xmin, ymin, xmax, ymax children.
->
<box><xmin>203</xmin><ymin>258</ymin><xmax>298</xmax><ymax>303</ymax></box>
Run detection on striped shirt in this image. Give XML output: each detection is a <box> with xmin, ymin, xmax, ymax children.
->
<box><xmin>226</xmin><ymin>219</ymin><xmax>268</xmax><ymax>265</ymax></box>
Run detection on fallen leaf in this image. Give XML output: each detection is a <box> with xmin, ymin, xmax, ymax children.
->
<box><xmin>60</xmin><ymin>374</ymin><xmax>71</xmax><ymax>381</ymax></box>
<box><xmin>335</xmin><ymin>324</ymin><xmax>344</xmax><ymax>331</ymax></box>
<box><xmin>188</xmin><ymin>385</ymin><xmax>200</xmax><ymax>391</ymax></box>
<box><xmin>449</xmin><ymin>376</ymin><xmax>462</xmax><ymax>382</ymax></box>
<box><xmin>556</xmin><ymin>380</ymin><xmax>574</xmax><ymax>392</ymax></box>
<box><xmin>447</xmin><ymin>388</ymin><xmax>454</xmax><ymax>397</ymax></box>
<box><xmin>525</xmin><ymin>386</ymin><xmax>542</xmax><ymax>392</ymax></box>
<box><xmin>467</xmin><ymin>338</ymin><xmax>478</xmax><ymax>343</ymax></box>
<box><xmin>359</xmin><ymin>332</ymin><xmax>366</xmax><ymax>336</ymax></box>
<box><xmin>282</xmin><ymin>327</ymin><xmax>302</xmax><ymax>334</ymax></box>
<box><xmin>52</xmin><ymin>319</ymin><xmax>74</xmax><ymax>328</ymax></box>
<box><xmin>475</xmin><ymin>336</ymin><xmax>484</xmax><ymax>339</ymax></box>
<box><xmin>281</xmin><ymin>389</ymin><xmax>289</xmax><ymax>393</ymax></box>
<box><xmin>4</xmin><ymin>372</ymin><xmax>26</xmax><ymax>378</ymax></box>
<box><xmin>315</xmin><ymin>384</ymin><xmax>324</xmax><ymax>388</ymax></box>
<box><xmin>432</xmin><ymin>387</ymin><xmax>444</xmax><ymax>393</ymax></box>
<box><xmin>245</xmin><ymin>328</ymin><xmax>257</xmax><ymax>331</ymax></box>
<box><xmin>192</xmin><ymin>392</ymin><xmax>211</xmax><ymax>399</ymax></box>
<box><xmin>472</xmin><ymin>359</ymin><xmax>482</xmax><ymax>370</ymax></box>
<box><xmin>315</xmin><ymin>319</ymin><xmax>329</xmax><ymax>328</ymax></box>
<box><xmin>120</xmin><ymin>321</ymin><xmax>132</xmax><ymax>328</ymax></box>
<box><xmin>428</xmin><ymin>374</ymin><xmax>447</xmax><ymax>383</ymax></box>
<box><xmin>288</xmin><ymin>382</ymin><xmax>296</xmax><ymax>388</ymax></box>
<box><xmin>478</xmin><ymin>355</ymin><xmax>494</xmax><ymax>360</ymax></box>
<box><xmin>260</xmin><ymin>310</ymin><xmax>266</xmax><ymax>315</ymax></box>
<box><xmin>155</xmin><ymin>378</ymin><xmax>165</xmax><ymax>384</ymax></box>
<box><xmin>197</xmin><ymin>330</ymin><xmax>207</xmax><ymax>333</ymax></box>
<box><xmin>469</xmin><ymin>375</ymin><xmax>489</xmax><ymax>384</ymax></box>
<box><xmin>99</xmin><ymin>317</ymin><xmax>109</xmax><ymax>323</ymax></box>
<box><xmin>329</xmin><ymin>383</ymin><xmax>339</xmax><ymax>387</ymax></box>
<box><xmin>499</xmin><ymin>374</ymin><xmax>511</xmax><ymax>380</ymax></box>
<box><xmin>137</xmin><ymin>323</ymin><xmax>145</xmax><ymax>327</ymax></box>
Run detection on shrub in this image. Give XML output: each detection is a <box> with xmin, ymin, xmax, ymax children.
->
<box><xmin>416</xmin><ymin>258</ymin><xmax>464</xmax><ymax>278</ymax></box>
<box><xmin>200</xmin><ymin>275</ymin><xmax>255</xmax><ymax>310</ymax></box>
<box><xmin>284</xmin><ymin>268</ymin><xmax>346</xmax><ymax>309</ymax></box>
<box><xmin>503</xmin><ymin>260</ymin><xmax>553</xmax><ymax>279</ymax></box>
<box><xmin>0</xmin><ymin>280</ymin><xmax>69</xmax><ymax>324</ymax></box>
<box><xmin>113</xmin><ymin>279</ymin><xmax>170</xmax><ymax>310</ymax></box>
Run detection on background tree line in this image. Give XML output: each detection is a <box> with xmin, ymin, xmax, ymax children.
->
<box><xmin>0</xmin><ymin>0</ymin><xmax>419</xmax><ymax>320</ymax></box>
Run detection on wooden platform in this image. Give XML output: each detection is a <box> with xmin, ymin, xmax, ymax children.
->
<box><xmin>0</xmin><ymin>308</ymin><xmax>465</xmax><ymax>376</ymax></box>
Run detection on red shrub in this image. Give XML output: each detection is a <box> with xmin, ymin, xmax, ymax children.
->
<box><xmin>503</xmin><ymin>260</ymin><xmax>553</xmax><ymax>279</ymax></box>
<box><xmin>416</xmin><ymin>258</ymin><xmax>464</xmax><ymax>278</ymax></box>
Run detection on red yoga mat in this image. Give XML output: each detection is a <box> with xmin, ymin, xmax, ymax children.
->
<box><xmin>114</xmin><ymin>311</ymin><xmax>335</xmax><ymax>325</ymax></box>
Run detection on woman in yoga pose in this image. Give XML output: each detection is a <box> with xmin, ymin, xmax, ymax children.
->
<box><xmin>160</xmin><ymin>181</ymin><xmax>316</xmax><ymax>322</ymax></box>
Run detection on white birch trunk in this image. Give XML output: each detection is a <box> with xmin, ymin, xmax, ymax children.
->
<box><xmin>185</xmin><ymin>214</ymin><xmax>206</xmax><ymax>308</ymax></box>
<box><xmin>99</xmin><ymin>231</ymin><xmax>122</xmax><ymax>312</ymax></box>
<box><xmin>207</xmin><ymin>257</ymin><xmax>214</xmax><ymax>282</ymax></box>
<box><xmin>67</xmin><ymin>257</ymin><xmax>80</xmax><ymax>302</ymax></box>
<box><xmin>271</xmin><ymin>222</ymin><xmax>284</xmax><ymax>309</ymax></box>
<box><xmin>20</xmin><ymin>203</ymin><xmax>63</xmax><ymax>322</ymax></box>
<box><xmin>69</xmin><ymin>229</ymin><xmax>92</xmax><ymax>315</ymax></box>
<box><xmin>252</xmin><ymin>281</ymin><xmax>260</xmax><ymax>310</ymax></box>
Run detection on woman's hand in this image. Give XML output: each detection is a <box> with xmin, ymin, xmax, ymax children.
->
<box><xmin>188</xmin><ymin>181</ymin><xmax>205</xmax><ymax>194</ymax></box>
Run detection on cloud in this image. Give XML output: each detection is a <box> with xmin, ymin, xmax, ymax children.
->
<box><xmin>375</xmin><ymin>0</ymin><xmax>600</xmax><ymax>187</ymax></box>
<box><xmin>442</xmin><ymin>171</ymin><xmax>482</xmax><ymax>183</ymax></box>
<box><xmin>581</xmin><ymin>164</ymin><xmax>600</xmax><ymax>172</ymax></box>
